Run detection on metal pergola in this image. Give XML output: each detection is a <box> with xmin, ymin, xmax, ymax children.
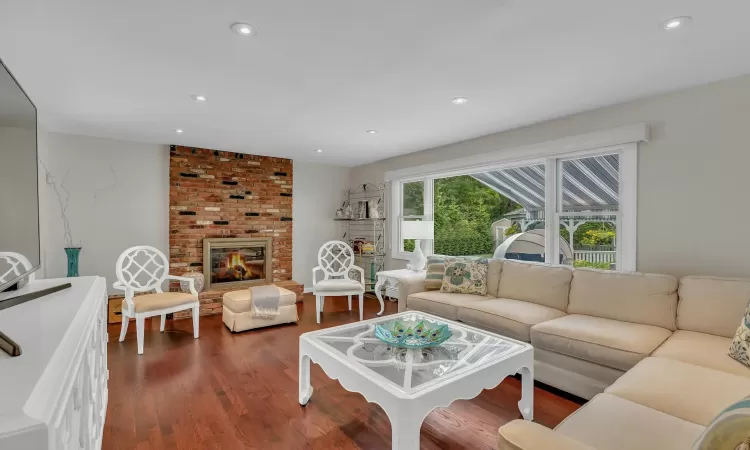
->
<box><xmin>473</xmin><ymin>154</ymin><xmax>619</xmax><ymax>254</ymax></box>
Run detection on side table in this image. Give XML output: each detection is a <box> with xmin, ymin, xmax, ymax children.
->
<box><xmin>374</xmin><ymin>269</ymin><xmax>426</xmax><ymax>314</ymax></box>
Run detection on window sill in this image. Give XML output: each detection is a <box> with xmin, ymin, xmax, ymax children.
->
<box><xmin>392</xmin><ymin>251</ymin><xmax>412</xmax><ymax>261</ymax></box>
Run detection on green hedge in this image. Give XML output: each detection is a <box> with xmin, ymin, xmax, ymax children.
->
<box><xmin>434</xmin><ymin>232</ymin><xmax>494</xmax><ymax>256</ymax></box>
<box><xmin>573</xmin><ymin>260</ymin><xmax>611</xmax><ymax>270</ymax></box>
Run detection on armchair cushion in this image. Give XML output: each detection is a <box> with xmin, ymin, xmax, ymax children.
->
<box><xmin>125</xmin><ymin>292</ymin><xmax>197</xmax><ymax>313</ymax></box>
<box><xmin>314</xmin><ymin>279</ymin><xmax>364</xmax><ymax>293</ymax></box>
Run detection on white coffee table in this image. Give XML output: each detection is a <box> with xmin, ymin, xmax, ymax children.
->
<box><xmin>299</xmin><ymin>311</ymin><xmax>534</xmax><ymax>449</ymax></box>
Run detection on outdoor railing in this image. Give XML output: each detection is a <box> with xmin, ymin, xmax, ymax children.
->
<box><xmin>573</xmin><ymin>250</ymin><xmax>616</xmax><ymax>264</ymax></box>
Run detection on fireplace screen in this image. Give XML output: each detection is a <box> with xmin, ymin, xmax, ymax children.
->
<box><xmin>203</xmin><ymin>238</ymin><xmax>272</xmax><ymax>290</ymax></box>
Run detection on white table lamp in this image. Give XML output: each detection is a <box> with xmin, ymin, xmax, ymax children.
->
<box><xmin>401</xmin><ymin>220</ymin><xmax>434</xmax><ymax>271</ymax></box>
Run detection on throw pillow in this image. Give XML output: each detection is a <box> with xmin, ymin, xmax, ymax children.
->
<box><xmin>424</xmin><ymin>257</ymin><xmax>445</xmax><ymax>291</ymax></box>
<box><xmin>728</xmin><ymin>300</ymin><xmax>750</xmax><ymax>368</ymax></box>
<box><xmin>693</xmin><ymin>395</ymin><xmax>750</xmax><ymax>450</ymax></box>
<box><xmin>440</xmin><ymin>257</ymin><xmax>488</xmax><ymax>295</ymax></box>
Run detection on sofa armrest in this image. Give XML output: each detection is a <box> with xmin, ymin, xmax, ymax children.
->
<box><xmin>498</xmin><ymin>421</ymin><xmax>596</xmax><ymax>450</ymax></box>
<box><xmin>397</xmin><ymin>277</ymin><xmax>426</xmax><ymax>313</ymax></box>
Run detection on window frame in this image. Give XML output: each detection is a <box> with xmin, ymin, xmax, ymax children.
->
<box><xmin>392</xmin><ymin>178</ymin><xmax>434</xmax><ymax>260</ymax></box>
<box><xmin>390</xmin><ymin>141</ymin><xmax>639</xmax><ymax>271</ymax></box>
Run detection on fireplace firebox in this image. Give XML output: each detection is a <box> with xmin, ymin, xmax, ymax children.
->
<box><xmin>203</xmin><ymin>237</ymin><xmax>272</xmax><ymax>290</ymax></box>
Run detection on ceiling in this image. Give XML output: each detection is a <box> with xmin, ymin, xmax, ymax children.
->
<box><xmin>1</xmin><ymin>1</ymin><xmax>749</xmax><ymax>166</ymax></box>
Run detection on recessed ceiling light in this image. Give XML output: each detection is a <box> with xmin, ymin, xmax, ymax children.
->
<box><xmin>315</xmin><ymin>149</ymin><xmax>323</xmax><ymax>153</ymax></box>
<box><xmin>452</xmin><ymin>97</ymin><xmax>468</xmax><ymax>105</ymax></box>
<box><xmin>367</xmin><ymin>130</ymin><xmax>378</xmax><ymax>134</ymax></box>
<box><xmin>660</xmin><ymin>16</ymin><xmax>691</xmax><ymax>30</ymax></box>
<box><xmin>231</xmin><ymin>23</ymin><xmax>254</xmax><ymax>36</ymax></box>
<box><xmin>175</xmin><ymin>129</ymin><xmax>184</xmax><ymax>134</ymax></box>
<box><xmin>190</xmin><ymin>95</ymin><xmax>207</xmax><ymax>102</ymax></box>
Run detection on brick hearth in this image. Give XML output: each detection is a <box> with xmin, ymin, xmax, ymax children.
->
<box><xmin>168</xmin><ymin>145</ymin><xmax>301</xmax><ymax>318</ymax></box>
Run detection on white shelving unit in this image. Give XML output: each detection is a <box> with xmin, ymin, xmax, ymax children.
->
<box><xmin>337</xmin><ymin>183</ymin><xmax>386</xmax><ymax>294</ymax></box>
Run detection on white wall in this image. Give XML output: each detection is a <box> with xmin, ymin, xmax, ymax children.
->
<box><xmin>41</xmin><ymin>132</ymin><xmax>349</xmax><ymax>293</ymax></box>
<box><xmin>293</xmin><ymin>162</ymin><xmax>350</xmax><ymax>290</ymax></box>
<box><xmin>352</xmin><ymin>74</ymin><xmax>750</xmax><ymax>279</ymax></box>
<box><xmin>43</xmin><ymin>133</ymin><xmax>169</xmax><ymax>293</ymax></box>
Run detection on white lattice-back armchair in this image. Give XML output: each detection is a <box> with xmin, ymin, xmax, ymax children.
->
<box><xmin>312</xmin><ymin>241</ymin><xmax>366</xmax><ymax>323</ymax></box>
<box><xmin>0</xmin><ymin>252</ymin><xmax>35</xmax><ymax>287</ymax></box>
<box><xmin>114</xmin><ymin>246</ymin><xmax>199</xmax><ymax>355</ymax></box>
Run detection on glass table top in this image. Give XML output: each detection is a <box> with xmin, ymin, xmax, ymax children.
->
<box><xmin>304</xmin><ymin>312</ymin><xmax>528</xmax><ymax>395</ymax></box>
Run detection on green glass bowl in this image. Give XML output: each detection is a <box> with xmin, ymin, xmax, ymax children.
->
<box><xmin>374</xmin><ymin>319</ymin><xmax>452</xmax><ymax>349</ymax></box>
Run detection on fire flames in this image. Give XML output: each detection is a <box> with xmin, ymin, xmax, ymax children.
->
<box><xmin>211</xmin><ymin>249</ymin><xmax>264</xmax><ymax>284</ymax></box>
<box><xmin>228</xmin><ymin>252</ymin><xmax>245</xmax><ymax>270</ymax></box>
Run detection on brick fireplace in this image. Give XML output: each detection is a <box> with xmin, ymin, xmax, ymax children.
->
<box><xmin>168</xmin><ymin>145</ymin><xmax>302</xmax><ymax>318</ymax></box>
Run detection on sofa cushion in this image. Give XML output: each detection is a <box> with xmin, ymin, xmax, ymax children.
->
<box><xmin>678</xmin><ymin>275</ymin><xmax>750</xmax><ymax>338</ymax></box>
<box><xmin>568</xmin><ymin>268</ymin><xmax>678</xmax><ymax>330</ymax></box>
<box><xmin>423</xmin><ymin>257</ymin><xmax>444</xmax><ymax>291</ymax></box>
<box><xmin>458</xmin><ymin>298</ymin><xmax>566</xmax><ymax>342</ymax></box>
<box><xmin>440</xmin><ymin>257</ymin><xmax>488</xmax><ymax>295</ymax></box>
<box><xmin>498</xmin><ymin>420</ymin><xmax>596</xmax><ymax>450</ymax></box>
<box><xmin>729</xmin><ymin>304</ymin><xmax>750</xmax><ymax>368</ymax></box>
<box><xmin>605</xmin><ymin>357</ymin><xmax>750</xmax><ymax>426</ymax></box>
<box><xmin>555</xmin><ymin>393</ymin><xmax>705</xmax><ymax>450</ymax></box>
<box><xmin>486</xmin><ymin>258</ymin><xmax>503</xmax><ymax>297</ymax></box>
<box><xmin>653</xmin><ymin>330</ymin><xmax>750</xmax><ymax>378</ymax></box>
<box><xmin>406</xmin><ymin>291</ymin><xmax>495</xmax><ymax>320</ymax></box>
<box><xmin>530</xmin><ymin>314</ymin><xmax>672</xmax><ymax>371</ymax></box>
<box><xmin>535</xmin><ymin>348</ymin><xmax>625</xmax><ymax>399</ymax></box>
<box><xmin>496</xmin><ymin>260</ymin><xmax>572</xmax><ymax>311</ymax></box>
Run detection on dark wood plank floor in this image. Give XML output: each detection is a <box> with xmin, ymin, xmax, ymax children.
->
<box><xmin>104</xmin><ymin>294</ymin><xmax>582</xmax><ymax>449</ymax></box>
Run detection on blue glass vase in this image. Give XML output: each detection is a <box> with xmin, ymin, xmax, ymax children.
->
<box><xmin>65</xmin><ymin>247</ymin><xmax>82</xmax><ymax>277</ymax></box>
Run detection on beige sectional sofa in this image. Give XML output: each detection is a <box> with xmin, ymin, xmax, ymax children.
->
<box><xmin>397</xmin><ymin>259</ymin><xmax>750</xmax><ymax>450</ymax></box>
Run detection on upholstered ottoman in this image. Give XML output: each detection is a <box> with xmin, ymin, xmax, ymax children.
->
<box><xmin>222</xmin><ymin>285</ymin><xmax>299</xmax><ymax>332</ymax></box>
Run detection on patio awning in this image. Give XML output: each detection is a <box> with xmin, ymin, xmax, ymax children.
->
<box><xmin>471</xmin><ymin>154</ymin><xmax>619</xmax><ymax>212</ymax></box>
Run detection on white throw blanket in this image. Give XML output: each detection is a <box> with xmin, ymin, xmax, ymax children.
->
<box><xmin>250</xmin><ymin>285</ymin><xmax>281</xmax><ymax>318</ymax></box>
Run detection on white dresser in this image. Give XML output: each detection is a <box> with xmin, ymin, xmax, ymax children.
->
<box><xmin>0</xmin><ymin>277</ymin><xmax>108</xmax><ymax>450</ymax></box>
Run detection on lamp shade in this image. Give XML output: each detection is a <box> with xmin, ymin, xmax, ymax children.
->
<box><xmin>401</xmin><ymin>220</ymin><xmax>434</xmax><ymax>240</ymax></box>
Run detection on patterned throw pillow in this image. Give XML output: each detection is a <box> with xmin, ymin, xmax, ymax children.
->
<box><xmin>693</xmin><ymin>395</ymin><xmax>750</xmax><ymax>449</ymax></box>
<box><xmin>440</xmin><ymin>257</ymin><xmax>488</xmax><ymax>295</ymax></box>
<box><xmin>728</xmin><ymin>300</ymin><xmax>750</xmax><ymax>368</ymax></box>
<box><xmin>424</xmin><ymin>257</ymin><xmax>445</xmax><ymax>291</ymax></box>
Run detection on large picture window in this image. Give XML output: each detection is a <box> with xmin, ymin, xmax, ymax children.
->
<box><xmin>389</xmin><ymin>139</ymin><xmax>639</xmax><ymax>271</ymax></box>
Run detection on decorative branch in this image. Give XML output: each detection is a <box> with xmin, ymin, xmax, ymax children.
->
<box><xmin>39</xmin><ymin>158</ymin><xmax>73</xmax><ymax>247</ymax></box>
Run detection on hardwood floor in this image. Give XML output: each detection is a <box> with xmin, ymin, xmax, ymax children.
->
<box><xmin>103</xmin><ymin>294</ymin><xmax>582</xmax><ymax>449</ymax></box>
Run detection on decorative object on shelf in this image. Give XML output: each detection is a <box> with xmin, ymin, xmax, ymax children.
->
<box><xmin>374</xmin><ymin>318</ymin><xmax>452</xmax><ymax>349</ymax></box>
<box><xmin>180</xmin><ymin>271</ymin><xmax>205</xmax><ymax>293</ymax></box>
<box><xmin>402</xmin><ymin>220</ymin><xmax>434</xmax><ymax>271</ymax></box>
<box><xmin>337</xmin><ymin>183</ymin><xmax>386</xmax><ymax>294</ymax></box>
<box><xmin>368</xmin><ymin>198</ymin><xmax>381</xmax><ymax>219</ymax></box>
<box><xmin>64</xmin><ymin>247</ymin><xmax>82</xmax><ymax>277</ymax></box>
<box><xmin>352</xmin><ymin>238</ymin><xmax>367</xmax><ymax>253</ymax></box>
<box><xmin>335</xmin><ymin>201</ymin><xmax>346</xmax><ymax>218</ymax></box>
